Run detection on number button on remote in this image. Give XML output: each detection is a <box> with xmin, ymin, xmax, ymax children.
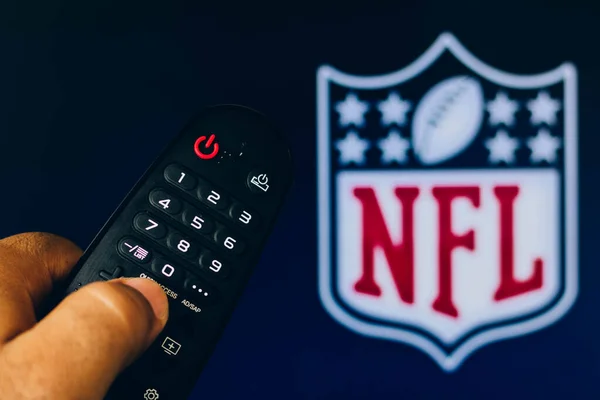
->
<box><xmin>152</xmin><ymin>258</ymin><xmax>185</xmax><ymax>285</ymax></box>
<box><xmin>149</xmin><ymin>190</ymin><xmax>182</xmax><ymax>215</ymax></box>
<box><xmin>134</xmin><ymin>213</ymin><xmax>167</xmax><ymax>239</ymax></box>
<box><xmin>229</xmin><ymin>203</ymin><xmax>260</xmax><ymax>230</ymax></box>
<box><xmin>197</xmin><ymin>185</ymin><xmax>228</xmax><ymax>210</ymax></box>
<box><xmin>167</xmin><ymin>233</ymin><xmax>199</xmax><ymax>260</ymax></box>
<box><xmin>164</xmin><ymin>164</ymin><xmax>196</xmax><ymax>191</ymax></box>
<box><xmin>199</xmin><ymin>253</ymin><xmax>229</xmax><ymax>278</ymax></box>
<box><xmin>182</xmin><ymin>208</ymin><xmax>214</xmax><ymax>234</ymax></box>
<box><xmin>118</xmin><ymin>238</ymin><xmax>152</xmax><ymax>264</ymax></box>
<box><xmin>214</xmin><ymin>229</ymin><xmax>244</xmax><ymax>255</ymax></box>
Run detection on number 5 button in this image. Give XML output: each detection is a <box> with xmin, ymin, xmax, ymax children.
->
<box><xmin>214</xmin><ymin>229</ymin><xmax>244</xmax><ymax>255</ymax></box>
<box><xmin>182</xmin><ymin>207</ymin><xmax>214</xmax><ymax>234</ymax></box>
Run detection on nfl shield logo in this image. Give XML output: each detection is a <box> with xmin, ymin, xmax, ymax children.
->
<box><xmin>316</xmin><ymin>32</ymin><xmax>578</xmax><ymax>371</ymax></box>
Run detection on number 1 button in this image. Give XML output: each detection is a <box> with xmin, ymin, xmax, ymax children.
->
<box><xmin>164</xmin><ymin>164</ymin><xmax>196</xmax><ymax>191</ymax></box>
<box><xmin>134</xmin><ymin>213</ymin><xmax>167</xmax><ymax>239</ymax></box>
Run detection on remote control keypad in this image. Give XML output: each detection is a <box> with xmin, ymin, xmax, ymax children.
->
<box><xmin>117</xmin><ymin>162</ymin><xmax>259</xmax><ymax>310</ymax></box>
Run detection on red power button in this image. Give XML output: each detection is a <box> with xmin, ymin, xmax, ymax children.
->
<box><xmin>194</xmin><ymin>134</ymin><xmax>219</xmax><ymax>160</ymax></box>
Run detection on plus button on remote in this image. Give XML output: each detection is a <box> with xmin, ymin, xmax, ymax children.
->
<box><xmin>194</xmin><ymin>133</ymin><xmax>219</xmax><ymax>160</ymax></box>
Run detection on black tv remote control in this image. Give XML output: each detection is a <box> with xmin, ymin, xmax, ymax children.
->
<box><xmin>56</xmin><ymin>105</ymin><xmax>293</xmax><ymax>399</ymax></box>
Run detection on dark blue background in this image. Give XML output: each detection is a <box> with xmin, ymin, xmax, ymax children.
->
<box><xmin>1</xmin><ymin>2</ymin><xmax>598</xmax><ymax>398</ymax></box>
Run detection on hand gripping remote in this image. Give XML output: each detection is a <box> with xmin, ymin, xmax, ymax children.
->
<box><xmin>55</xmin><ymin>105</ymin><xmax>293</xmax><ymax>399</ymax></box>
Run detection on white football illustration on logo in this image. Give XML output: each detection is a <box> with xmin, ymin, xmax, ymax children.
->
<box><xmin>411</xmin><ymin>75</ymin><xmax>484</xmax><ymax>165</ymax></box>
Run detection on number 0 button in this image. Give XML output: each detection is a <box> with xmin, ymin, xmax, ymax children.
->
<box><xmin>152</xmin><ymin>258</ymin><xmax>185</xmax><ymax>285</ymax></box>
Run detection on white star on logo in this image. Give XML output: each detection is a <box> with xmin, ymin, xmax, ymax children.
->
<box><xmin>377</xmin><ymin>130</ymin><xmax>410</xmax><ymax>164</ymax></box>
<box><xmin>377</xmin><ymin>92</ymin><xmax>412</xmax><ymax>126</ymax></box>
<box><xmin>335</xmin><ymin>93</ymin><xmax>369</xmax><ymax>127</ymax></box>
<box><xmin>527</xmin><ymin>128</ymin><xmax>561</xmax><ymax>163</ymax></box>
<box><xmin>484</xmin><ymin>130</ymin><xmax>520</xmax><ymax>164</ymax></box>
<box><xmin>335</xmin><ymin>131</ymin><xmax>370</xmax><ymax>165</ymax></box>
<box><xmin>527</xmin><ymin>91</ymin><xmax>561</xmax><ymax>126</ymax></box>
<box><xmin>486</xmin><ymin>92</ymin><xmax>519</xmax><ymax>126</ymax></box>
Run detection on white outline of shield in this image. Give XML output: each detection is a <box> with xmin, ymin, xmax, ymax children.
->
<box><xmin>316</xmin><ymin>31</ymin><xmax>578</xmax><ymax>372</ymax></box>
